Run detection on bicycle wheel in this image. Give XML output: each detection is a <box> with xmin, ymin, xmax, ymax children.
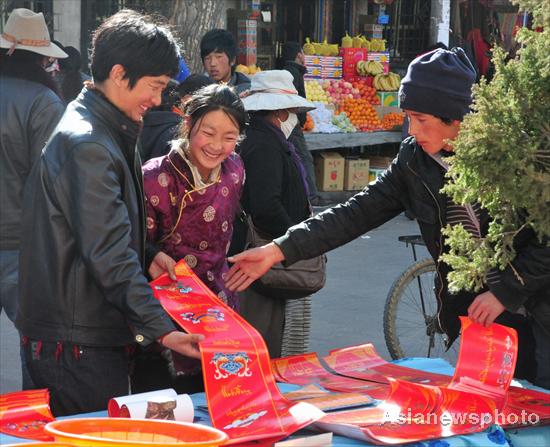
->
<box><xmin>383</xmin><ymin>258</ymin><xmax>458</xmax><ymax>365</ymax></box>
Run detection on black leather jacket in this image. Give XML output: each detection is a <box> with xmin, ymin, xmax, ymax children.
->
<box><xmin>16</xmin><ymin>87</ymin><xmax>175</xmax><ymax>347</ymax></box>
<box><xmin>0</xmin><ymin>76</ymin><xmax>65</xmax><ymax>249</ymax></box>
<box><xmin>276</xmin><ymin>137</ymin><xmax>550</xmax><ymax>342</ymax></box>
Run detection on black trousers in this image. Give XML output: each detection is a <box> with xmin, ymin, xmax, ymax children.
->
<box><xmin>23</xmin><ymin>339</ymin><xmax>130</xmax><ymax>416</ymax></box>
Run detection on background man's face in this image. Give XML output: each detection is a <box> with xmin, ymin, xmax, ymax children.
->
<box><xmin>203</xmin><ymin>51</ymin><xmax>233</xmax><ymax>83</ymax></box>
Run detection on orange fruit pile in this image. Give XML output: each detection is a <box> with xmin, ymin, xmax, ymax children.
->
<box><xmin>381</xmin><ymin>112</ymin><xmax>405</xmax><ymax>130</ymax></box>
<box><xmin>350</xmin><ymin>80</ymin><xmax>380</xmax><ymax>105</ymax></box>
<box><xmin>302</xmin><ymin>113</ymin><xmax>315</xmax><ymax>131</ymax></box>
<box><xmin>338</xmin><ymin>98</ymin><xmax>382</xmax><ymax>131</ymax></box>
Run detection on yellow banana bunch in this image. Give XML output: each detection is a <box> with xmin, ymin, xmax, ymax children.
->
<box><xmin>369</xmin><ymin>39</ymin><xmax>386</xmax><ymax>52</ymax></box>
<box><xmin>303</xmin><ymin>37</ymin><xmax>315</xmax><ymax>55</ymax></box>
<box><xmin>366</xmin><ymin>61</ymin><xmax>384</xmax><ymax>76</ymax></box>
<box><xmin>356</xmin><ymin>60</ymin><xmax>367</xmax><ymax>76</ymax></box>
<box><xmin>373</xmin><ymin>72</ymin><xmax>401</xmax><ymax>91</ymax></box>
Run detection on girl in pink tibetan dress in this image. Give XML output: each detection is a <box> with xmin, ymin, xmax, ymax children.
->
<box><xmin>132</xmin><ymin>84</ymin><xmax>247</xmax><ymax>394</ymax></box>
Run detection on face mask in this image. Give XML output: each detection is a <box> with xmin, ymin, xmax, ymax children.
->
<box><xmin>279</xmin><ymin>112</ymin><xmax>298</xmax><ymax>139</ymax></box>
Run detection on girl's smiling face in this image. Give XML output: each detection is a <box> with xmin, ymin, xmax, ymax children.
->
<box><xmin>186</xmin><ymin>109</ymin><xmax>240</xmax><ymax>180</ymax></box>
<box><xmin>405</xmin><ymin>110</ymin><xmax>461</xmax><ymax>154</ymax></box>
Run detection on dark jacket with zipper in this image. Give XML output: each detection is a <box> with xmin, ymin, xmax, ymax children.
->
<box><xmin>16</xmin><ymin>87</ymin><xmax>175</xmax><ymax>347</ymax></box>
<box><xmin>275</xmin><ymin>136</ymin><xmax>550</xmax><ymax>343</ymax></box>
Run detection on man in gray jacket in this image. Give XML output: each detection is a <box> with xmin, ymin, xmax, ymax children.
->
<box><xmin>16</xmin><ymin>10</ymin><xmax>203</xmax><ymax>416</ymax></box>
<box><xmin>0</xmin><ymin>8</ymin><xmax>67</xmax><ymax>389</ymax></box>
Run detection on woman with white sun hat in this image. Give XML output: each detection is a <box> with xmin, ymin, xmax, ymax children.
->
<box><xmin>230</xmin><ymin>70</ymin><xmax>317</xmax><ymax>359</ymax></box>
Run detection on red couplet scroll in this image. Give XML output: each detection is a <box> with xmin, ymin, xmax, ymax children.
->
<box><xmin>0</xmin><ymin>389</ymin><xmax>55</xmax><ymax>441</ymax></box>
<box><xmin>151</xmin><ymin>260</ymin><xmax>324</xmax><ymax>445</ymax></box>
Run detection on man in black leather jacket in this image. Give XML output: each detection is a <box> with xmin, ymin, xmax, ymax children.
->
<box><xmin>227</xmin><ymin>48</ymin><xmax>550</xmax><ymax>389</ymax></box>
<box><xmin>16</xmin><ymin>10</ymin><xmax>203</xmax><ymax>416</ymax></box>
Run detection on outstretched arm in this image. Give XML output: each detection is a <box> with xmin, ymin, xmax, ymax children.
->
<box><xmin>225</xmin><ymin>243</ymin><xmax>285</xmax><ymax>292</ymax></box>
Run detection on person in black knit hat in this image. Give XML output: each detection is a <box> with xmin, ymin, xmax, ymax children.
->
<box><xmin>226</xmin><ymin>47</ymin><xmax>550</xmax><ymax>390</ymax></box>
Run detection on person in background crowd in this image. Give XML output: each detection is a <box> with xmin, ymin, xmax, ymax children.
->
<box><xmin>54</xmin><ymin>43</ymin><xmax>91</xmax><ymax>104</ymax></box>
<box><xmin>16</xmin><ymin>10</ymin><xmax>203</xmax><ymax>416</ymax></box>
<box><xmin>200</xmin><ymin>29</ymin><xmax>250</xmax><ymax>94</ymax></box>
<box><xmin>230</xmin><ymin>70</ymin><xmax>316</xmax><ymax>358</ymax></box>
<box><xmin>227</xmin><ymin>48</ymin><xmax>550</xmax><ymax>390</ymax></box>
<box><xmin>0</xmin><ymin>7</ymin><xmax>67</xmax><ymax>390</ymax></box>
<box><xmin>279</xmin><ymin>41</ymin><xmax>320</xmax><ymax>205</ymax></box>
<box><xmin>139</xmin><ymin>79</ymin><xmax>182</xmax><ymax>161</ymax></box>
<box><xmin>140</xmin><ymin>74</ymin><xmax>214</xmax><ymax>162</ymax></box>
<box><xmin>177</xmin><ymin>73</ymin><xmax>214</xmax><ymax>104</ymax></box>
<box><xmin>133</xmin><ymin>84</ymin><xmax>247</xmax><ymax>394</ymax></box>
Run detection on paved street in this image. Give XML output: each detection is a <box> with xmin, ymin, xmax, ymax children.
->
<box><xmin>1</xmin><ymin>213</ymin><xmax>428</xmax><ymax>394</ymax></box>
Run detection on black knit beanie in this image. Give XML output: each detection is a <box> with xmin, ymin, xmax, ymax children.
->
<box><xmin>398</xmin><ymin>47</ymin><xmax>477</xmax><ymax>121</ymax></box>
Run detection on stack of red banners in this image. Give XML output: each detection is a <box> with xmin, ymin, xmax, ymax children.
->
<box><xmin>274</xmin><ymin>318</ymin><xmax>550</xmax><ymax>444</ymax></box>
<box><xmin>0</xmin><ymin>388</ymin><xmax>54</xmax><ymax>441</ymax></box>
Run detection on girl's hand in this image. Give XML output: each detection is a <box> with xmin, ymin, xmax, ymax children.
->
<box><xmin>225</xmin><ymin>243</ymin><xmax>285</xmax><ymax>292</ymax></box>
<box><xmin>468</xmin><ymin>291</ymin><xmax>506</xmax><ymax>327</ymax></box>
<box><xmin>149</xmin><ymin>251</ymin><xmax>176</xmax><ymax>280</ymax></box>
<box><xmin>159</xmin><ymin>331</ymin><xmax>204</xmax><ymax>359</ymax></box>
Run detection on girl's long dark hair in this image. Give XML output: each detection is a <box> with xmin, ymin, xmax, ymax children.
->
<box><xmin>0</xmin><ymin>48</ymin><xmax>61</xmax><ymax>97</ymax></box>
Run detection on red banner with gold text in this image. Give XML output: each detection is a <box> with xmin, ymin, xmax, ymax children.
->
<box><xmin>151</xmin><ymin>260</ymin><xmax>324</xmax><ymax>445</ymax></box>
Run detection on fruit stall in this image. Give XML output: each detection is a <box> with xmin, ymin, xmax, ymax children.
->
<box><xmin>301</xmin><ymin>35</ymin><xmax>404</xmax><ymax>152</ymax></box>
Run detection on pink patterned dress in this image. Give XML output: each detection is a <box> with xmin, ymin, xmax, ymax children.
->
<box><xmin>143</xmin><ymin>147</ymin><xmax>244</xmax><ymax>310</ymax></box>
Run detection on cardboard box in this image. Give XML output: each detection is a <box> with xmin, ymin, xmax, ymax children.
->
<box><xmin>315</xmin><ymin>152</ymin><xmax>345</xmax><ymax>191</ymax></box>
<box><xmin>367</xmin><ymin>51</ymin><xmax>390</xmax><ymax>63</ymax></box>
<box><xmin>344</xmin><ymin>158</ymin><xmax>370</xmax><ymax>190</ymax></box>
<box><xmin>305</xmin><ymin>66</ymin><xmax>322</xmax><ymax>77</ymax></box>
<box><xmin>376</xmin><ymin>91</ymin><xmax>399</xmax><ymax>107</ymax></box>
<box><xmin>321</xmin><ymin>56</ymin><xmax>343</xmax><ymax>68</ymax></box>
<box><xmin>304</xmin><ymin>55</ymin><xmax>322</xmax><ymax>66</ymax></box>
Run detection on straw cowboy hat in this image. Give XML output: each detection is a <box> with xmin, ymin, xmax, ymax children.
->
<box><xmin>242</xmin><ymin>70</ymin><xmax>315</xmax><ymax>113</ymax></box>
<box><xmin>0</xmin><ymin>8</ymin><xmax>67</xmax><ymax>58</ymax></box>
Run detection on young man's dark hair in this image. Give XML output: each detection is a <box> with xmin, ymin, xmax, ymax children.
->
<box><xmin>91</xmin><ymin>9</ymin><xmax>180</xmax><ymax>88</ymax></box>
<box><xmin>200</xmin><ymin>28</ymin><xmax>237</xmax><ymax>62</ymax></box>
<box><xmin>17</xmin><ymin>9</ymin><xmax>202</xmax><ymax>416</ymax></box>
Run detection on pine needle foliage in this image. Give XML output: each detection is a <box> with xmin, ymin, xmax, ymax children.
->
<box><xmin>440</xmin><ymin>0</ymin><xmax>550</xmax><ymax>293</ymax></box>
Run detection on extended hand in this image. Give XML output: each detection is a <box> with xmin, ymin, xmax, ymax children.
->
<box><xmin>149</xmin><ymin>251</ymin><xmax>176</xmax><ymax>280</ymax></box>
<box><xmin>226</xmin><ymin>243</ymin><xmax>285</xmax><ymax>292</ymax></box>
<box><xmin>468</xmin><ymin>291</ymin><xmax>506</xmax><ymax>327</ymax></box>
<box><xmin>160</xmin><ymin>331</ymin><xmax>204</xmax><ymax>359</ymax></box>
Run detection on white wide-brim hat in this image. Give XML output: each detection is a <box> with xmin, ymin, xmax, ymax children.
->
<box><xmin>242</xmin><ymin>70</ymin><xmax>315</xmax><ymax>113</ymax></box>
<box><xmin>0</xmin><ymin>8</ymin><xmax>67</xmax><ymax>58</ymax></box>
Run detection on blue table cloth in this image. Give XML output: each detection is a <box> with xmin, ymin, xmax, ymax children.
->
<box><xmin>2</xmin><ymin>358</ymin><xmax>549</xmax><ymax>446</ymax></box>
